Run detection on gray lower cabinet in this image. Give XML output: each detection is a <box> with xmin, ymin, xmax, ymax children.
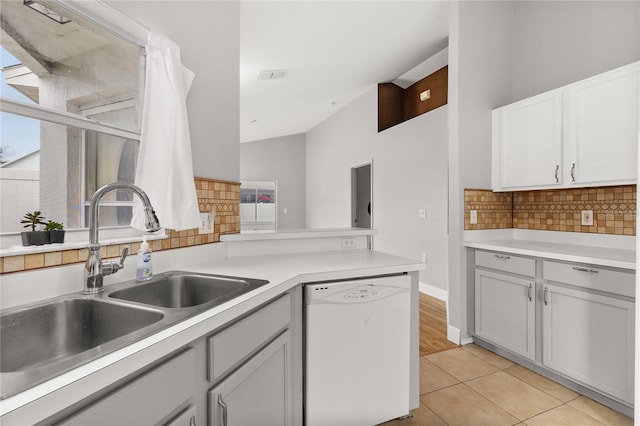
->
<box><xmin>472</xmin><ymin>250</ymin><xmax>635</xmax><ymax>412</ymax></box>
<box><xmin>208</xmin><ymin>331</ymin><xmax>291</xmax><ymax>426</ymax></box>
<box><xmin>61</xmin><ymin>348</ymin><xmax>196</xmax><ymax>425</ymax></box>
<box><xmin>166</xmin><ymin>405</ymin><xmax>198</xmax><ymax>426</ymax></box>
<box><xmin>475</xmin><ymin>269</ymin><xmax>535</xmax><ymax>360</ymax></box>
<box><xmin>474</xmin><ymin>251</ymin><xmax>536</xmax><ymax>361</ymax></box>
<box><xmin>542</xmin><ymin>264</ymin><xmax>635</xmax><ymax>405</ymax></box>
<box><xmin>50</xmin><ymin>288</ymin><xmax>302</xmax><ymax>426</ymax></box>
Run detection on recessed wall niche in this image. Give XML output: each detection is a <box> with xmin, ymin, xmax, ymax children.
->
<box><xmin>378</xmin><ymin>66</ymin><xmax>448</xmax><ymax>132</ymax></box>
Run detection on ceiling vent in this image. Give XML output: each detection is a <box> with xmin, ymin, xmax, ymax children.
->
<box><xmin>257</xmin><ymin>69</ymin><xmax>286</xmax><ymax>81</ymax></box>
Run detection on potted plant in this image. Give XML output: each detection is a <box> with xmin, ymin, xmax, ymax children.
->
<box><xmin>45</xmin><ymin>220</ymin><xmax>65</xmax><ymax>244</ymax></box>
<box><xmin>20</xmin><ymin>211</ymin><xmax>48</xmax><ymax>246</ymax></box>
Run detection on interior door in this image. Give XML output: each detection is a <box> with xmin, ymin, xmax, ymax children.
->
<box><xmin>351</xmin><ymin>163</ymin><xmax>371</xmax><ymax>229</ymax></box>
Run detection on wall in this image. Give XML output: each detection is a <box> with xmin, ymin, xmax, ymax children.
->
<box><xmin>104</xmin><ymin>1</ymin><xmax>241</xmax><ymax>182</ymax></box>
<box><xmin>448</xmin><ymin>0</ymin><xmax>640</xmax><ymax>343</ymax></box>
<box><xmin>447</xmin><ymin>1</ymin><xmax>514</xmax><ymax>342</ymax></box>
<box><xmin>511</xmin><ymin>1</ymin><xmax>640</xmax><ymax>102</ymax></box>
<box><xmin>306</xmin><ymin>83</ymin><xmax>449</xmax><ymax>292</ymax></box>
<box><xmin>240</xmin><ymin>134</ymin><xmax>306</xmax><ymax>229</ymax></box>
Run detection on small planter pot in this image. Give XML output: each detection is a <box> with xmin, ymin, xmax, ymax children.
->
<box><xmin>21</xmin><ymin>231</ymin><xmax>49</xmax><ymax>246</ymax></box>
<box><xmin>48</xmin><ymin>230</ymin><xmax>65</xmax><ymax>244</ymax></box>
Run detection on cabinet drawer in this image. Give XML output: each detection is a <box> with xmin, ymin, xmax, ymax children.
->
<box><xmin>63</xmin><ymin>348</ymin><xmax>195</xmax><ymax>425</ymax></box>
<box><xmin>208</xmin><ymin>293</ymin><xmax>290</xmax><ymax>383</ymax></box>
<box><xmin>476</xmin><ymin>250</ymin><xmax>535</xmax><ymax>277</ymax></box>
<box><xmin>543</xmin><ymin>261</ymin><xmax>635</xmax><ymax>298</ymax></box>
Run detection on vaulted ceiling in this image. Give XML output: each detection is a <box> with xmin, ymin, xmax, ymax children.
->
<box><xmin>239</xmin><ymin>1</ymin><xmax>449</xmax><ymax>143</ymax></box>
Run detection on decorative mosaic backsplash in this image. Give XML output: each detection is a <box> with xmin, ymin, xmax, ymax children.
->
<box><xmin>464</xmin><ymin>189</ymin><xmax>513</xmax><ymax>230</ymax></box>
<box><xmin>465</xmin><ymin>185</ymin><xmax>636</xmax><ymax>236</ymax></box>
<box><xmin>0</xmin><ymin>178</ymin><xmax>241</xmax><ymax>274</ymax></box>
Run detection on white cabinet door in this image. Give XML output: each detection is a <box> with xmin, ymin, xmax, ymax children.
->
<box><xmin>542</xmin><ymin>284</ymin><xmax>635</xmax><ymax>404</ymax></box>
<box><xmin>208</xmin><ymin>331</ymin><xmax>291</xmax><ymax>426</ymax></box>
<box><xmin>475</xmin><ymin>269</ymin><xmax>535</xmax><ymax>360</ymax></box>
<box><xmin>492</xmin><ymin>90</ymin><xmax>563</xmax><ymax>191</ymax></box>
<box><xmin>565</xmin><ymin>62</ymin><xmax>639</xmax><ymax>186</ymax></box>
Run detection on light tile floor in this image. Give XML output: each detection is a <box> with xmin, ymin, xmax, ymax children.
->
<box><xmin>383</xmin><ymin>345</ymin><xmax>633</xmax><ymax>426</ymax></box>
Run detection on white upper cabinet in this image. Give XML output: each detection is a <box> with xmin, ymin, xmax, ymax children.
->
<box><xmin>492</xmin><ymin>90</ymin><xmax>564</xmax><ymax>190</ymax></box>
<box><xmin>565</xmin><ymin>62</ymin><xmax>639</xmax><ymax>185</ymax></box>
<box><xmin>492</xmin><ymin>61</ymin><xmax>639</xmax><ymax>192</ymax></box>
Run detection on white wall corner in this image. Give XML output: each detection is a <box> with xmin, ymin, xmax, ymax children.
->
<box><xmin>447</xmin><ymin>325</ymin><xmax>461</xmax><ymax>345</ymax></box>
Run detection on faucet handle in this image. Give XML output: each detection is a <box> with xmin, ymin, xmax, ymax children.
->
<box><xmin>119</xmin><ymin>246</ymin><xmax>129</xmax><ymax>263</ymax></box>
<box><xmin>103</xmin><ymin>246</ymin><xmax>129</xmax><ymax>276</ymax></box>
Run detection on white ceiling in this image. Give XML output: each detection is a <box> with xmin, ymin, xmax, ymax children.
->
<box><xmin>239</xmin><ymin>1</ymin><xmax>449</xmax><ymax>143</ymax></box>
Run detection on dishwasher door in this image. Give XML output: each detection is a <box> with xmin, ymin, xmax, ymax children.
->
<box><xmin>304</xmin><ymin>274</ymin><xmax>411</xmax><ymax>426</ymax></box>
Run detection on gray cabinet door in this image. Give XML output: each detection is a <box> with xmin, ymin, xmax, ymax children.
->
<box><xmin>61</xmin><ymin>348</ymin><xmax>195</xmax><ymax>425</ymax></box>
<box><xmin>166</xmin><ymin>405</ymin><xmax>197</xmax><ymax>426</ymax></box>
<box><xmin>475</xmin><ymin>269</ymin><xmax>535</xmax><ymax>360</ymax></box>
<box><xmin>542</xmin><ymin>284</ymin><xmax>635</xmax><ymax>404</ymax></box>
<box><xmin>208</xmin><ymin>331</ymin><xmax>291</xmax><ymax>426</ymax></box>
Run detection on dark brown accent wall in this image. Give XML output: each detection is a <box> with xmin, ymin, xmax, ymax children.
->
<box><xmin>378</xmin><ymin>66</ymin><xmax>448</xmax><ymax>132</ymax></box>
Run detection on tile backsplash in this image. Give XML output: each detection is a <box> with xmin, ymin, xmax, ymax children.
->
<box><xmin>465</xmin><ymin>185</ymin><xmax>636</xmax><ymax>236</ymax></box>
<box><xmin>0</xmin><ymin>177</ymin><xmax>241</xmax><ymax>275</ymax></box>
<box><xmin>464</xmin><ymin>189</ymin><xmax>513</xmax><ymax>230</ymax></box>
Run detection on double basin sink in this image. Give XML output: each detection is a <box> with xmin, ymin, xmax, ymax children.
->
<box><xmin>0</xmin><ymin>271</ymin><xmax>269</xmax><ymax>399</ymax></box>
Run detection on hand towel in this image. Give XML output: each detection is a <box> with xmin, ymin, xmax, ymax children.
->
<box><xmin>131</xmin><ymin>32</ymin><xmax>201</xmax><ymax>232</ymax></box>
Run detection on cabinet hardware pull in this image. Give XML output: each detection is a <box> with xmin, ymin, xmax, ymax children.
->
<box><xmin>494</xmin><ymin>254</ymin><xmax>511</xmax><ymax>260</ymax></box>
<box><xmin>572</xmin><ymin>266</ymin><xmax>599</xmax><ymax>273</ymax></box>
<box><xmin>190</xmin><ymin>415</ymin><xmax>196</xmax><ymax>426</ymax></box>
<box><xmin>218</xmin><ymin>394</ymin><xmax>228</xmax><ymax>426</ymax></box>
<box><xmin>543</xmin><ymin>287</ymin><xmax>548</xmax><ymax>305</ymax></box>
<box><xmin>554</xmin><ymin>165</ymin><xmax>559</xmax><ymax>183</ymax></box>
<box><xmin>570</xmin><ymin>163</ymin><xmax>576</xmax><ymax>182</ymax></box>
<box><xmin>528</xmin><ymin>283</ymin><xmax>533</xmax><ymax>302</ymax></box>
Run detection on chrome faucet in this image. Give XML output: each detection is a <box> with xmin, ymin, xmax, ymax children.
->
<box><xmin>84</xmin><ymin>182</ymin><xmax>161</xmax><ymax>294</ymax></box>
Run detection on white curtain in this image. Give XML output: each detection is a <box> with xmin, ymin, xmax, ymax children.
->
<box><xmin>131</xmin><ymin>32</ymin><xmax>201</xmax><ymax>231</ymax></box>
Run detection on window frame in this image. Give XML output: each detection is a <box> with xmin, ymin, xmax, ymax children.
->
<box><xmin>0</xmin><ymin>0</ymin><xmax>152</xmax><ymax>250</ymax></box>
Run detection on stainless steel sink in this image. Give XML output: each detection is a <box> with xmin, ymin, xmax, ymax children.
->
<box><xmin>1</xmin><ymin>299</ymin><xmax>163</xmax><ymax>373</ymax></box>
<box><xmin>108</xmin><ymin>272</ymin><xmax>269</xmax><ymax>308</ymax></box>
<box><xmin>1</xmin><ymin>271</ymin><xmax>269</xmax><ymax>400</ymax></box>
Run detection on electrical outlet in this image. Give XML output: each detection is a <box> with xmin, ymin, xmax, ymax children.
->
<box><xmin>199</xmin><ymin>212</ymin><xmax>214</xmax><ymax>234</ymax></box>
<box><xmin>581</xmin><ymin>210</ymin><xmax>594</xmax><ymax>226</ymax></box>
<box><xmin>470</xmin><ymin>210</ymin><xmax>478</xmax><ymax>225</ymax></box>
<box><xmin>341</xmin><ymin>238</ymin><xmax>356</xmax><ymax>249</ymax></box>
<box><xmin>421</xmin><ymin>252</ymin><xmax>427</xmax><ymax>263</ymax></box>
<box><xmin>419</xmin><ymin>209</ymin><xmax>426</xmax><ymax>219</ymax></box>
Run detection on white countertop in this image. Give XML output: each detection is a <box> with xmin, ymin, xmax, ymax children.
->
<box><xmin>464</xmin><ymin>229</ymin><xmax>636</xmax><ymax>270</ymax></box>
<box><xmin>0</xmin><ymin>248</ymin><xmax>423</xmax><ymax>422</ymax></box>
<box><xmin>220</xmin><ymin>227</ymin><xmax>375</xmax><ymax>242</ymax></box>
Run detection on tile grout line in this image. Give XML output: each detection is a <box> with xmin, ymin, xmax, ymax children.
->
<box><xmin>425</xmin><ymin>348</ymin><xmax>619</xmax><ymax>426</ymax></box>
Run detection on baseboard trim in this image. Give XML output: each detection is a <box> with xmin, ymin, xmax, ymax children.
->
<box><xmin>447</xmin><ymin>325</ymin><xmax>460</xmax><ymax>345</ymax></box>
<box><xmin>461</xmin><ymin>336</ymin><xmax>474</xmax><ymax>345</ymax></box>
<box><xmin>419</xmin><ymin>282</ymin><xmax>447</xmax><ymax>301</ymax></box>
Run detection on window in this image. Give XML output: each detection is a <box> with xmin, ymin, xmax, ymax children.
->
<box><xmin>240</xmin><ymin>181</ymin><xmax>277</xmax><ymax>231</ymax></box>
<box><xmin>82</xmin><ymin>100</ymin><xmax>139</xmax><ymax>227</ymax></box>
<box><xmin>0</xmin><ymin>0</ymin><xmax>144</xmax><ymax>234</ymax></box>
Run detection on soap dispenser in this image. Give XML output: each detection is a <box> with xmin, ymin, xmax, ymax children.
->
<box><xmin>136</xmin><ymin>236</ymin><xmax>153</xmax><ymax>282</ymax></box>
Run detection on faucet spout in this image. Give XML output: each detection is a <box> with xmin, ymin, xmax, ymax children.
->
<box><xmin>84</xmin><ymin>182</ymin><xmax>161</xmax><ymax>294</ymax></box>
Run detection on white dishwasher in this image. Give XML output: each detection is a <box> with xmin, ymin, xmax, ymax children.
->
<box><xmin>304</xmin><ymin>274</ymin><xmax>411</xmax><ymax>426</ymax></box>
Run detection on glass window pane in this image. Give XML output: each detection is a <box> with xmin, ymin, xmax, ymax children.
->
<box><xmin>0</xmin><ymin>112</ymin><xmax>138</xmax><ymax>232</ymax></box>
<box><xmin>241</xmin><ymin>188</ymin><xmax>256</xmax><ymax>203</ymax></box>
<box><xmin>257</xmin><ymin>189</ymin><xmax>274</xmax><ymax>204</ymax></box>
